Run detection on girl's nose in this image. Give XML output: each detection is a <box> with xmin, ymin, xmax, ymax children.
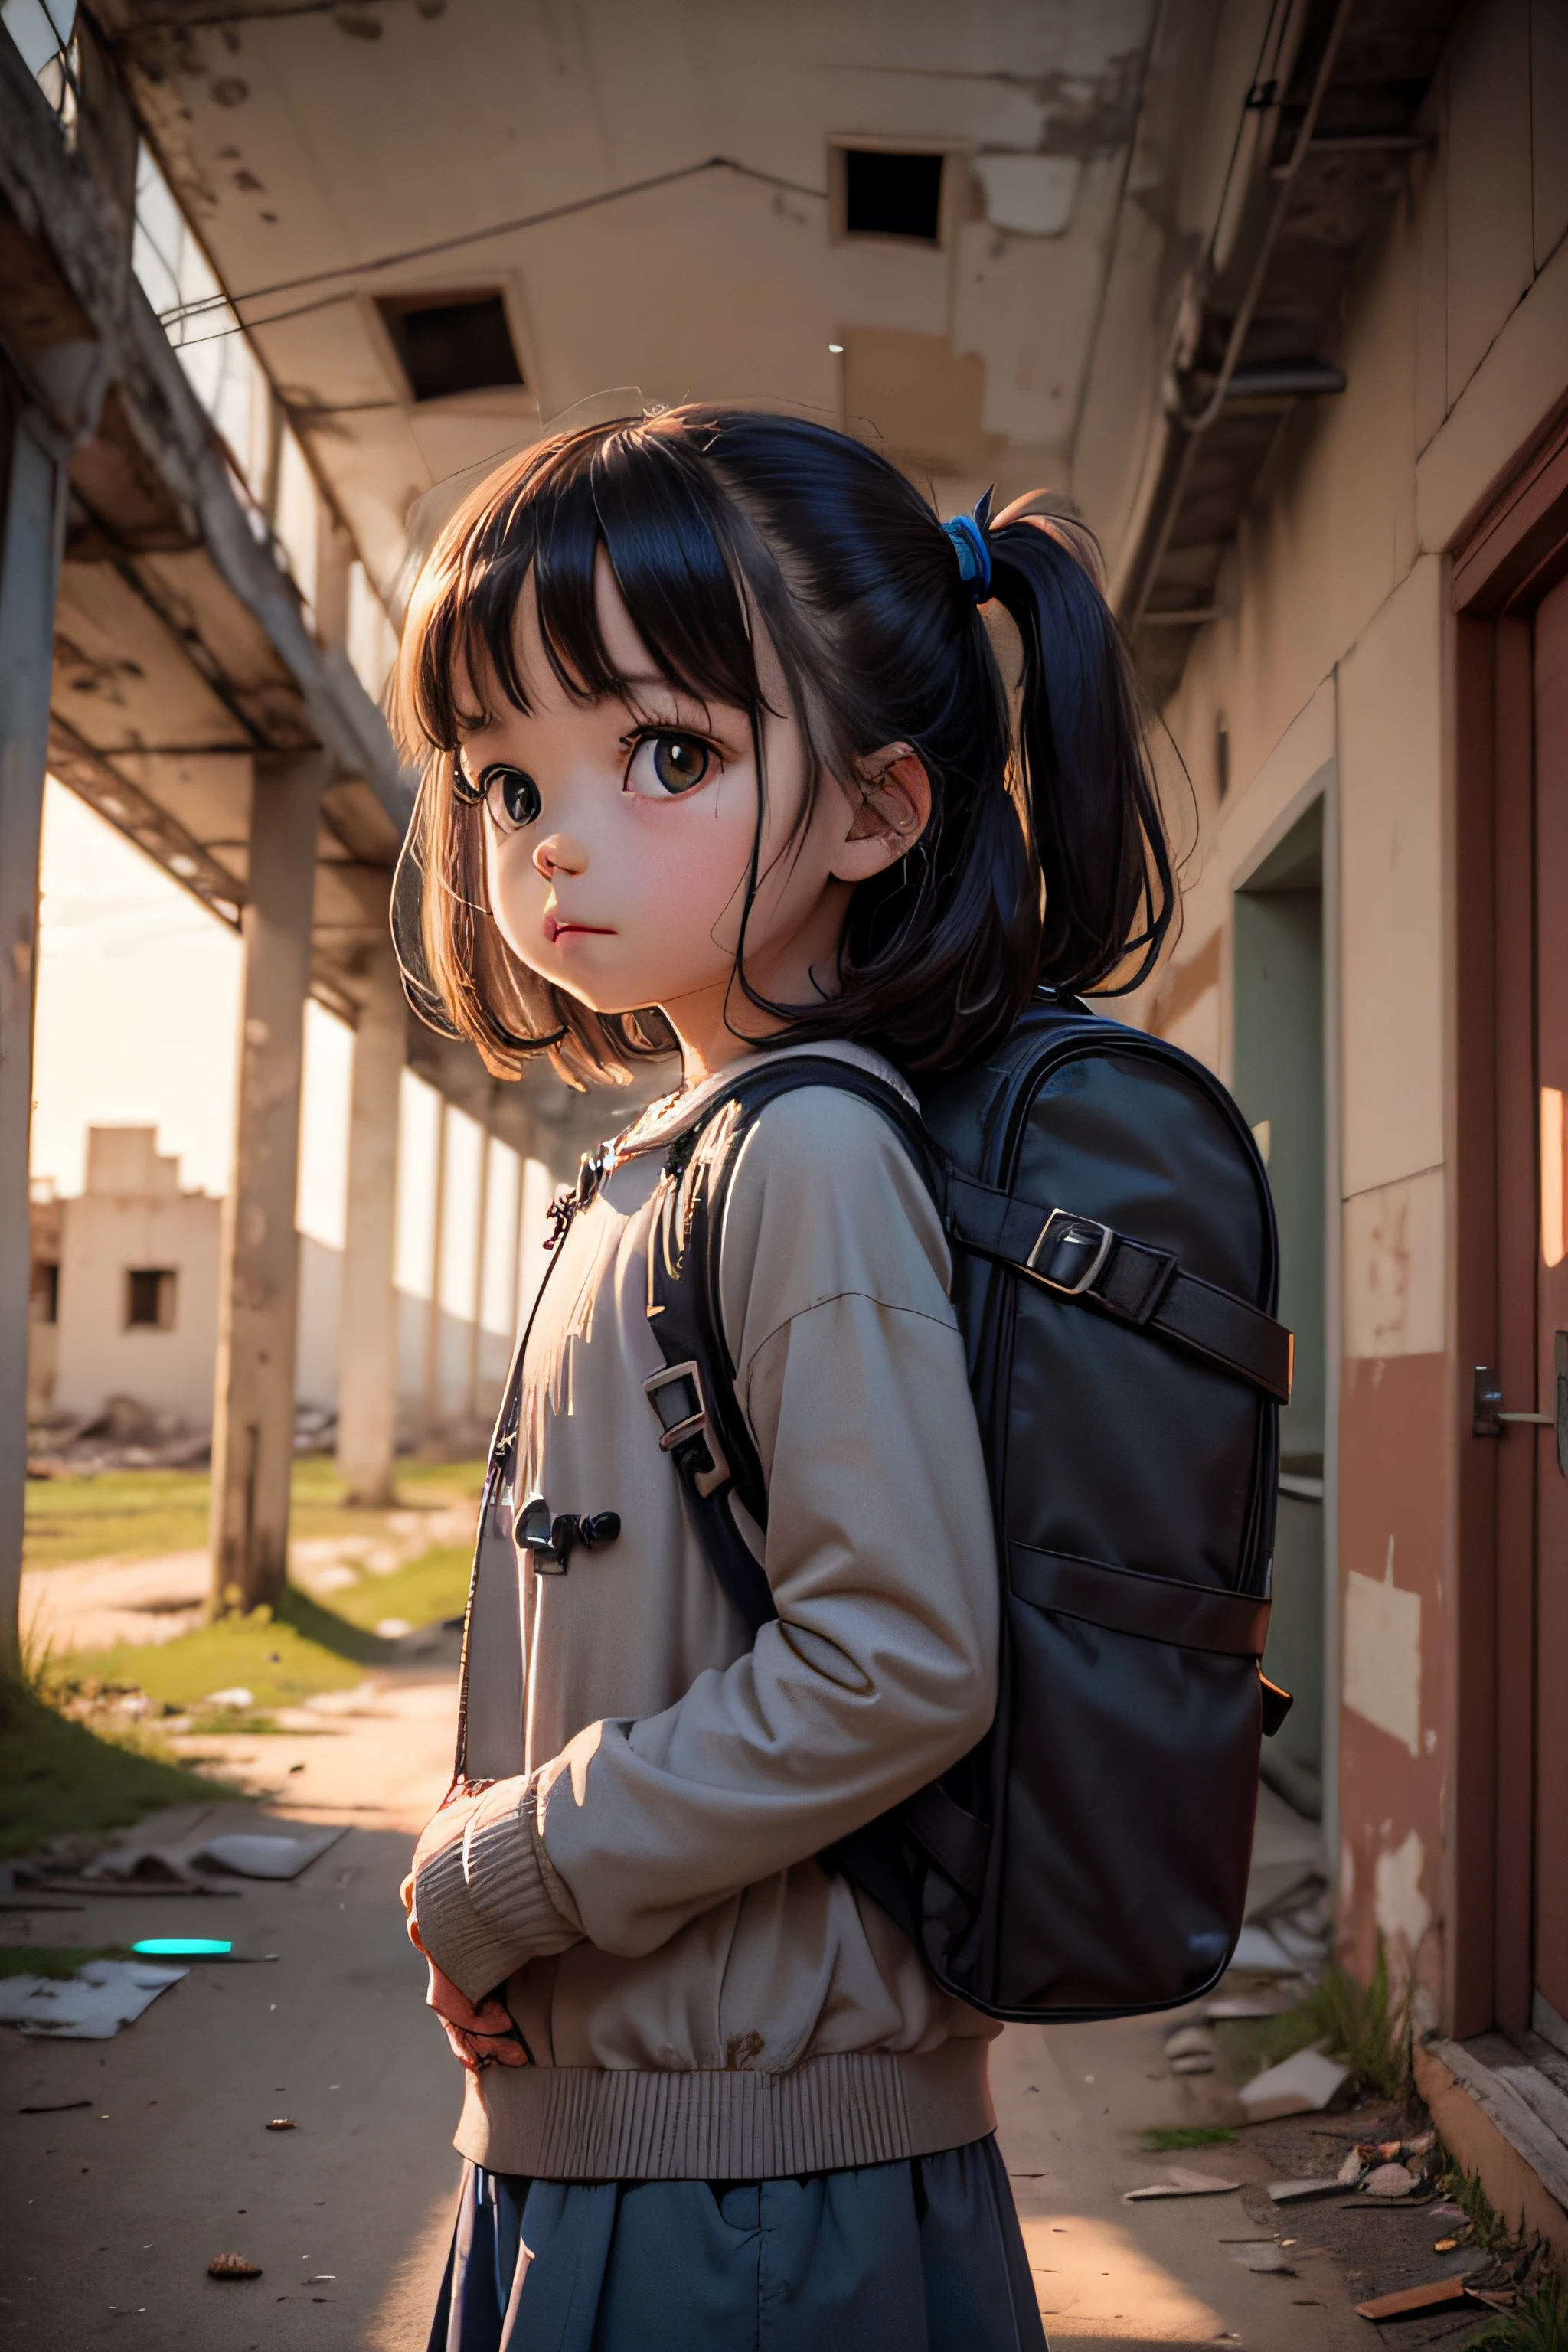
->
<box><xmin>534</xmin><ymin>831</ymin><xmax>587</xmax><ymax>881</ymax></box>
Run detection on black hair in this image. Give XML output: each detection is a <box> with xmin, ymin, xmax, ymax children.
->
<box><xmin>394</xmin><ymin>403</ymin><xmax>1172</xmax><ymax>1087</ymax></box>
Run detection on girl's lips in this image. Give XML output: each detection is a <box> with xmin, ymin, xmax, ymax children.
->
<box><xmin>544</xmin><ymin>916</ymin><xmax>615</xmax><ymax>944</ymax></box>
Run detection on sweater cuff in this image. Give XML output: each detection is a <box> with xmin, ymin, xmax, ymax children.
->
<box><xmin>413</xmin><ymin>1773</ymin><xmax>583</xmax><ymax>2003</ymax></box>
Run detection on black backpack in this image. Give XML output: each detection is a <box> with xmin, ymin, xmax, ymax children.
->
<box><xmin>636</xmin><ymin>993</ymin><xmax>1294</xmax><ymax>2024</ymax></box>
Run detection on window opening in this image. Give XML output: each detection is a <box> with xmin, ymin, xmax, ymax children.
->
<box><xmin>30</xmin><ymin>1262</ymin><xmax>59</xmax><ymax>1325</ymax></box>
<box><xmin>841</xmin><ymin>150</ymin><xmax>944</xmax><ymax>243</ymax></box>
<box><xmin>126</xmin><ymin>1268</ymin><xmax>177</xmax><ymax>1330</ymax></box>
<box><xmin>376</xmin><ymin>292</ymin><xmax>524</xmax><ymax>402</ymax></box>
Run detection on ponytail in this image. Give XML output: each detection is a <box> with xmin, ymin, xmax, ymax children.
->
<box><xmin>985</xmin><ymin>513</ymin><xmax>1174</xmax><ymax>997</ymax></box>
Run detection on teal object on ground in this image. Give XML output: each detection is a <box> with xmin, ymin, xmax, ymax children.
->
<box><xmin>131</xmin><ymin>1938</ymin><xmax>233</xmax><ymax>1957</ymax></box>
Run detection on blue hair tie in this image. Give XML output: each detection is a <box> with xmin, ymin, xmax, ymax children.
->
<box><xmin>942</xmin><ymin>491</ymin><xmax>994</xmax><ymax>603</ymax></box>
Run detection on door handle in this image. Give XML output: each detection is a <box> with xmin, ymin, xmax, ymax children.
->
<box><xmin>1473</xmin><ymin>1338</ymin><xmax>1568</xmax><ymax>1475</ymax></box>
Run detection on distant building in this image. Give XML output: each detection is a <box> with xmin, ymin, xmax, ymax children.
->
<box><xmin>30</xmin><ymin>1126</ymin><xmax>518</xmax><ymax>1446</ymax></box>
<box><xmin>47</xmin><ymin>1129</ymin><xmax>220</xmax><ymax>1431</ymax></box>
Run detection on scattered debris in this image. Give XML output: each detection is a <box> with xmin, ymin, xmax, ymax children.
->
<box><xmin>1238</xmin><ymin>2043</ymin><xmax>1350</xmax><ymax>2121</ymax></box>
<box><xmin>1164</xmin><ymin>2024</ymin><xmax>1217</xmax><ymax>2075</ymax></box>
<box><xmin>266</xmin><ymin>2118</ymin><xmax>296</xmax><ymax>2131</ymax></box>
<box><xmin>1124</xmin><ymin>2167</ymin><xmax>1242</xmax><ymax>2201</ymax></box>
<box><xmin>18</xmin><ymin>2097</ymin><xmax>91</xmax><ymax>2114</ymax></box>
<box><xmin>1356</xmin><ymin>2277</ymin><xmax>1473</xmax><ymax>2321</ymax></box>
<box><xmin>81</xmin><ymin>1851</ymin><xmax>207</xmax><ymax>1890</ymax></box>
<box><xmin>204</xmin><ymin>1687</ymin><xmax>255</xmax><ymax>1711</ymax></box>
<box><xmin>207</xmin><ymin>2253</ymin><xmax>262</xmax><ymax>2281</ymax></box>
<box><xmin>1268</xmin><ymin>2177</ymin><xmax>1349</xmax><ymax>2204</ymax></box>
<box><xmin>194</xmin><ymin>1828</ymin><xmax>345</xmax><ymax>1880</ymax></box>
<box><xmin>1363</xmin><ymin>2162</ymin><xmax>1419</xmax><ymax>2199</ymax></box>
<box><xmin>0</xmin><ymin>1958</ymin><xmax>185</xmax><ymax>2040</ymax></box>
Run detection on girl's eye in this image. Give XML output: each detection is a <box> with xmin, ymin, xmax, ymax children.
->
<box><xmin>626</xmin><ymin>731</ymin><xmax>712</xmax><ymax>799</ymax></box>
<box><xmin>479</xmin><ymin>763</ymin><xmax>541</xmax><ymax>831</ymax></box>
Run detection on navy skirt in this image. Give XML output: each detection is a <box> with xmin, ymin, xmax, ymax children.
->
<box><xmin>427</xmin><ymin>2135</ymin><xmax>1047</xmax><ymax>2352</ymax></box>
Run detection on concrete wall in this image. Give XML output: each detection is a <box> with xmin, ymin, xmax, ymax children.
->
<box><xmin>1121</xmin><ymin>0</ymin><xmax>1568</xmax><ymax>2025</ymax></box>
<box><xmin>54</xmin><ymin>1184</ymin><xmax>223</xmax><ymax>1427</ymax></box>
<box><xmin>53</xmin><ymin>1145</ymin><xmax>521</xmax><ymax>1439</ymax></box>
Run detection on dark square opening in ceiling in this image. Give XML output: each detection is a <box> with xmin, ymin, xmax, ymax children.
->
<box><xmin>841</xmin><ymin>149</ymin><xmax>945</xmax><ymax>243</ymax></box>
<box><xmin>376</xmin><ymin>291</ymin><xmax>524</xmax><ymax>402</ymax></box>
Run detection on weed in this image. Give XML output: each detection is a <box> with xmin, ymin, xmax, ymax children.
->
<box><xmin>1138</xmin><ymin>2126</ymin><xmax>1238</xmax><ymax>2151</ymax></box>
<box><xmin>1441</xmin><ymin>2160</ymin><xmax>1516</xmax><ymax>2257</ymax></box>
<box><xmin>1312</xmin><ymin>1941</ymin><xmax>1410</xmax><ymax>2101</ymax></box>
<box><xmin>1215</xmin><ymin>1938</ymin><xmax>1411</xmax><ymax>2099</ymax></box>
<box><xmin>1464</xmin><ymin>2269</ymin><xmax>1568</xmax><ymax>2350</ymax></box>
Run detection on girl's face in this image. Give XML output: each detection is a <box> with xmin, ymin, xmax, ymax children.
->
<box><xmin>456</xmin><ymin>556</ymin><xmax>925</xmax><ymax>1079</ymax></box>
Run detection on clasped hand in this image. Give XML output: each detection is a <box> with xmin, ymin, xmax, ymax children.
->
<box><xmin>402</xmin><ymin>1779</ymin><xmax>528</xmax><ymax>2073</ymax></box>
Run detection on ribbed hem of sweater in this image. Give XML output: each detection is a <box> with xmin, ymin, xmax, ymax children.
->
<box><xmin>452</xmin><ymin>2037</ymin><xmax>995</xmax><ymax>2180</ymax></box>
<box><xmin>415</xmin><ymin>1775</ymin><xmax>583</xmax><ymax>2002</ymax></box>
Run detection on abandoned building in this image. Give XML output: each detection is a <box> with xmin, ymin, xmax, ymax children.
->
<box><xmin>2</xmin><ymin>0</ymin><xmax>1566</xmax><ymax>2259</ymax></box>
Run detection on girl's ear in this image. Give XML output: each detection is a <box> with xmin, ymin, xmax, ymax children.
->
<box><xmin>830</xmin><ymin>743</ymin><xmax>933</xmax><ymax>882</ymax></box>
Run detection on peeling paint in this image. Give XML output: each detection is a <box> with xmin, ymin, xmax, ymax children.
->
<box><xmin>1344</xmin><ymin>1536</ymin><xmax>1422</xmax><ymax>1756</ymax></box>
<box><xmin>1374</xmin><ymin>1827</ymin><xmax>1432</xmax><ymax>1960</ymax></box>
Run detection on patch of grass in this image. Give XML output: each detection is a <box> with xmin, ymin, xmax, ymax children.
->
<box><xmin>0</xmin><ymin>1945</ymin><xmax>129</xmax><ymax>1979</ymax></box>
<box><xmin>24</xmin><ymin>1455</ymin><xmax>485</xmax><ymax>1572</ymax></box>
<box><xmin>44</xmin><ymin>1541</ymin><xmax>469</xmax><ymax>1726</ymax></box>
<box><xmin>23</xmin><ymin>1468</ymin><xmax>211</xmax><ymax>1570</ymax></box>
<box><xmin>0</xmin><ymin>1675</ymin><xmax>234</xmax><ymax>1858</ymax></box>
<box><xmin>328</xmin><ymin>1544</ymin><xmax>472</xmax><ymax>1632</ymax></box>
<box><xmin>55</xmin><ymin>1597</ymin><xmax>379</xmax><ymax>1717</ymax></box>
<box><xmin>1138</xmin><ymin>2125</ymin><xmax>1237</xmax><ymax>2151</ymax></box>
<box><xmin>1465</xmin><ymin>2271</ymin><xmax>1568</xmax><ymax>2350</ymax></box>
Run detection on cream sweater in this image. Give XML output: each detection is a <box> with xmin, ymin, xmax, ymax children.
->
<box><xmin>412</xmin><ymin>1044</ymin><xmax>1001</xmax><ymax>2179</ymax></box>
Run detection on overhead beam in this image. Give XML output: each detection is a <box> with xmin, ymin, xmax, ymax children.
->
<box><xmin>0</xmin><ymin>34</ymin><xmax>415</xmax><ymax>831</ymax></box>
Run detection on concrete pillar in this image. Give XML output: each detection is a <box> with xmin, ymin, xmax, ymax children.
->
<box><xmin>421</xmin><ymin>1100</ymin><xmax>448</xmax><ymax>1446</ymax></box>
<box><xmin>0</xmin><ymin>410</ymin><xmax>67</xmax><ymax>1670</ymax></box>
<box><xmin>209</xmin><ymin>749</ymin><xmax>329</xmax><ymax>1616</ymax></box>
<box><xmin>335</xmin><ymin>939</ymin><xmax>405</xmax><ymax>1505</ymax></box>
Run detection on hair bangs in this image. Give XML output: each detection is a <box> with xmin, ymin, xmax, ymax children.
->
<box><xmin>408</xmin><ymin>423</ymin><xmax>767</xmax><ymax>759</ymax></box>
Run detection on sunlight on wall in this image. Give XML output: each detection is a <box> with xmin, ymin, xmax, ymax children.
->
<box><xmin>394</xmin><ymin>1071</ymin><xmax>442</xmax><ymax>1301</ymax></box>
<box><xmin>296</xmin><ymin>1000</ymin><xmax>354</xmax><ymax>1250</ymax></box>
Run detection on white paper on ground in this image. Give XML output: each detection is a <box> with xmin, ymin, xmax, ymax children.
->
<box><xmin>1238</xmin><ymin>2043</ymin><xmax>1350</xmax><ymax>2121</ymax></box>
<box><xmin>1230</xmin><ymin>1924</ymin><xmax>1301</xmax><ymax>1974</ymax></box>
<box><xmin>0</xmin><ymin>1959</ymin><xmax>185</xmax><ymax>2039</ymax></box>
<box><xmin>1268</xmin><ymin>2177</ymin><xmax>1347</xmax><ymax>2202</ymax></box>
<box><xmin>194</xmin><ymin>1826</ymin><xmax>346</xmax><ymax>1880</ymax></box>
<box><xmin>1123</xmin><ymin>2168</ymin><xmax>1242</xmax><ymax>2200</ymax></box>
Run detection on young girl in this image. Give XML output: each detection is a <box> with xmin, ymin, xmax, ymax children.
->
<box><xmin>396</xmin><ymin>407</ymin><xmax>1170</xmax><ymax>2352</ymax></box>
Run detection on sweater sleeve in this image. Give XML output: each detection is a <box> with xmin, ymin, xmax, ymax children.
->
<box><xmin>413</xmin><ymin>1087</ymin><xmax>998</xmax><ymax>1992</ymax></box>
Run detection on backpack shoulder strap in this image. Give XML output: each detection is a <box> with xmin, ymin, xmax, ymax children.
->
<box><xmin>643</xmin><ymin>1056</ymin><xmax>938</xmax><ymax>1635</ymax></box>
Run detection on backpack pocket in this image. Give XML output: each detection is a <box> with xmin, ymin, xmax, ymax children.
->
<box><xmin>991</xmin><ymin>1544</ymin><xmax>1265</xmax><ymax>2017</ymax></box>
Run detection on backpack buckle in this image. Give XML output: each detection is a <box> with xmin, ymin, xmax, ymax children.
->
<box><xmin>1026</xmin><ymin>1208</ymin><xmax>1114</xmax><ymax>1296</ymax></box>
<box><xmin>643</xmin><ymin>1359</ymin><xmax>732</xmax><ymax>1499</ymax></box>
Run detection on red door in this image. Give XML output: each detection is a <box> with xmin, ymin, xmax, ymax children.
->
<box><xmin>1533</xmin><ymin>574</ymin><xmax>1568</xmax><ymax>2031</ymax></box>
